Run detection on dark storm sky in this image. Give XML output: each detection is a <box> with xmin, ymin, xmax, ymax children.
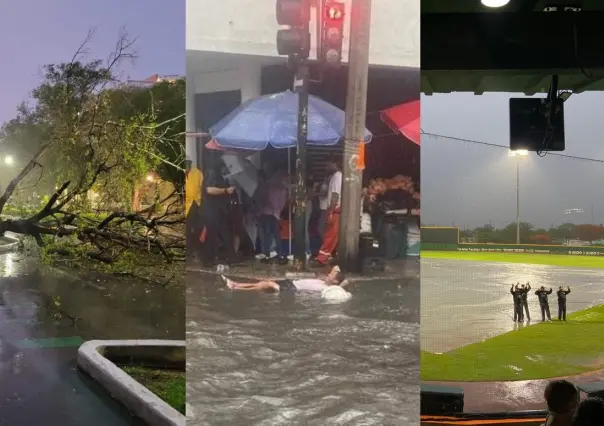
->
<box><xmin>421</xmin><ymin>92</ymin><xmax>604</xmax><ymax>229</ymax></box>
<box><xmin>0</xmin><ymin>0</ymin><xmax>184</xmax><ymax>125</ymax></box>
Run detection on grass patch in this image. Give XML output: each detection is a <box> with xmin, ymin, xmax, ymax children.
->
<box><xmin>421</xmin><ymin>304</ymin><xmax>604</xmax><ymax>382</ymax></box>
<box><xmin>421</xmin><ymin>250</ymin><xmax>604</xmax><ymax>269</ymax></box>
<box><xmin>122</xmin><ymin>366</ymin><xmax>185</xmax><ymax>414</ymax></box>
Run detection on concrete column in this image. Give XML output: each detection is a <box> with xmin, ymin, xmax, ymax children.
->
<box><xmin>186</xmin><ymin>70</ymin><xmax>197</xmax><ymax>168</ymax></box>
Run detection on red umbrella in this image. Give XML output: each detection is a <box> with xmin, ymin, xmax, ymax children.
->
<box><xmin>380</xmin><ymin>100</ymin><xmax>420</xmax><ymax>145</ymax></box>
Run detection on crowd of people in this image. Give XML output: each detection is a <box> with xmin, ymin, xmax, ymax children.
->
<box><xmin>542</xmin><ymin>380</ymin><xmax>604</xmax><ymax>426</ymax></box>
<box><xmin>186</xmin><ymin>154</ymin><xmax>346</xmax><ymax>267</ymax></box>
<box><xmin>510</xmin><ymin>283</ymin><xmax>572</xmax><ymax>322</ymax></box>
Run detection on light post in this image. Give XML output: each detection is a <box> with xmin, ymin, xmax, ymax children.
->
<box><xmin>509</xmin><ymin>149</ymin><xmax>528</xmax><ymax>244</ymax></box>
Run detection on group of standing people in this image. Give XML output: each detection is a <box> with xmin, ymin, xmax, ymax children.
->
<box><xmin>185</xmin><ymin>155</ymin><xmax>345</xmax><ymax>267</ymax></box>
<box><xmin>510</xmin><ymin>283</ymin><xmax>571</xmax><ymax>322</ymax></box>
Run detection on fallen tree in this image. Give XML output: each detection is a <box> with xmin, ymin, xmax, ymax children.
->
<box><xmin>0</xmin><ymin>30</ymin><xmax>185</xmax><ymax>283</ymax></box>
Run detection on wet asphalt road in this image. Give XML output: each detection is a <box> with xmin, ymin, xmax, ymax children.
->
<box><xmin>421</xmin><ymin>258</ymin><xmax>604</xmax><ymax>353</ymax></box>
<box><xmin>0</xmin><ymin>252</ymin><xmax>184</xmax><ymax>425</ymax></box>
<box><xmin>186</xmin><ymin>271</ymin><xmax>420</xmax><ymax>426</ymax></box>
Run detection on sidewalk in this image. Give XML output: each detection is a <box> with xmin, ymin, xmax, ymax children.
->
<box><xmin>186</xmin><ymin>256</ymin><xmax>420</xmax><ymax>283</ymax></box>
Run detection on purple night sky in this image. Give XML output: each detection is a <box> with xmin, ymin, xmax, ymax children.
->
<box><xmin>0</xmin><ymin>0</ymin><xmax>184</xmax><ymax>124</ymax></box>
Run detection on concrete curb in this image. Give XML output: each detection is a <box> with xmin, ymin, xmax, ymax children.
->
<box><xmin>0</xmin><ymin>235</ymin><xmax>19</xmax><ymax>254</ymax></box>
<box><xmin>77</xmin><ymin>339</ymin><xmax>186</xmax><ymax>426</ymax></box>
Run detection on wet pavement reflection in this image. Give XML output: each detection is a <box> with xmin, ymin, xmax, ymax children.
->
<box><xmin>421</xmin><ymin>258</ymin><xmax>604</xmax><ymax>353</ymax></box>
<box><xmin>0</xmin><ymin>252</ymin><xmax>185</xmax><ymax>425</ymax></box>
<box><xmin>186</xmin><ymin>271</ymin><xmax>420</xmax><ymax>426</ymax></box>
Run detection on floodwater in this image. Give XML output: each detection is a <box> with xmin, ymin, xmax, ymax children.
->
<box><xmin>0</xmin><ymin>252</ymin><xmax>185</xmax><ymax>425</ymax></box>
<box><xmin>186</xmin><ymin>272</ymin><xmax>420</xmax><ymax>426</ymax></box>
<box><xmin>421</xmin><ymin>258</ymin><xmax>604</xmax><ymax>353</ymax></box>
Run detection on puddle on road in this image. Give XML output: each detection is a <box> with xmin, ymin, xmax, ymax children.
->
<box><xmin>0</xmin><ymin>251</ymin><xmax>184</xmax><ymax>425</ymax></box>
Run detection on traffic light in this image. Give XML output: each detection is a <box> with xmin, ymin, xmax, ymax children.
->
<box><xmin>321</xmin><ymin>1</ymin><xmax>345</xmax><ymax>66</ymax></box>
<box><xmin>276</xmin><ymin>0</ymin><xmax>310</xmax><ymax>58</ymax></box>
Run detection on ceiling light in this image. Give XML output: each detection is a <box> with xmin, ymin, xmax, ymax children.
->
<box><xmin>481</xmin><ymin>0</ymin><xmax>510</xmax><ymax>7</ymax></box>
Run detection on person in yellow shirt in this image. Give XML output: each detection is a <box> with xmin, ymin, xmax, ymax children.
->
<box><xmin>186</xmin><ymin>159</ymin><xmax>203</xmax><ymax>215</ymax></box>
<box><xmin>185</xmin><ymin>159</ymin><xmax>203</xmax><ymax>257</ymax></box>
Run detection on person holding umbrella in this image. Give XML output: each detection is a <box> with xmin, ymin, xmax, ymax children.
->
<box><xmin>557</xmin><ymin>286</ymin><xmax>571</xmax><ymax>321</ymax></box>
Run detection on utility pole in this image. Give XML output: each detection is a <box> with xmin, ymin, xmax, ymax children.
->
<box><xmin>276</xmin><ymin>0</ymin><xmax>311</xmax><ymax>270</ymax></box>
<box><xmin>293</xmin><ymin>60</ymin><xmax>309</xmax><ymax>270</ymax></box>
<box><xmin>338</xmin><ymin>0</ymin><xmax>372</xmax><ymax>273</ymax></box>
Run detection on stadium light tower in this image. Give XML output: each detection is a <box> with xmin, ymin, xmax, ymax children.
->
<box><xmin>509</xmin><ymin>149</ymin><xmax>529</xmax><ymax>244</ymax></box>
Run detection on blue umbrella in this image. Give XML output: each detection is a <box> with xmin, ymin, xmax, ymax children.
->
<box><xmin>209</xmin><ymin>90</ymin><xmax>373</xmax><ymax>150</ymax></box>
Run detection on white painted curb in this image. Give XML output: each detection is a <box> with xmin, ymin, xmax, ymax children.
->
<box><xmin>77</xmin><ymin>339</ymin><xmax>186</xmax><ymax>426</ymax></box>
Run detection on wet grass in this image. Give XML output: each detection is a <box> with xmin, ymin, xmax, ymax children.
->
<box><xmin>122</xmin><ymin>366</ymin><xmax>185</xmax><ymax>414</ymax></box>
<box><xmin>421</xmin><ymin>304</ymin><xmax>604</xmax><ymax>382</ymax></box>
<box><xmin>422</xmin><ymin>250</ymin><xmax>604</xmax><ymax>269</ymax></box>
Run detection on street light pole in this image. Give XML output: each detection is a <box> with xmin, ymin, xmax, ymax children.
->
<box><xmin>516</xmin><ymin>159</ymin><xmax>520</xmax><ymax>245</ymax></box>
<box><xmin>509</xmin><ymin>149</ymin><xmax>528</xmax><ymax>244</ymax></box>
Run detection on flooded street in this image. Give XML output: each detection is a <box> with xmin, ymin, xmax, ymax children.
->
<box><xmin>421</xmin><ymin>258</ymin><xmax>604</xmax><ymax>353</ymax></box>
<box><xmin>0</xmin><ymin>252</ymin><xmax>185</xmax><ymax>425</ymax></box>
<box><xmin>186</xmin><ymin>272</ymin><xmax>419</xmax><ymax>426</ymax></box>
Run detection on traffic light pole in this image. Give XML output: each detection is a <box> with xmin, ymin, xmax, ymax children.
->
<box><xmin>293</xmin><ymin>60</ymin><xmax>309</xmax><ymax>271</ymax></box>
<box><xmin>338</xmin><ymin>0</ymin><xmax>372</xmax><ymax>273</ymax></box>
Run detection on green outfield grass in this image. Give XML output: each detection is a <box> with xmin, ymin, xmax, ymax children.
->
<box><xmin>421</xmin><ymin>304</ymin><xmax>604</xmax><ymax>382</ymax></box>
<box><xmin>421</xmin><ymin>250</ymin><xmax>604</xmax><ymax>269</ymax></box>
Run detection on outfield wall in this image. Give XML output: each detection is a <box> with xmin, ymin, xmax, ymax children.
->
<box><xmin>421</xmin><ymin>227</ymin><xmax>459</xmax><ymax>245</ymax></box>
<box><xmin>422</xmin><ymin>243</ymin><xmax>604</xmax><ymax>256</ymax></box>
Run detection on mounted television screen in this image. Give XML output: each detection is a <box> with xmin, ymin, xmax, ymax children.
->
<box><xmin>509</xmin><ymin>97</ymin><xmax>565</xmax><ymax>152</ymax></box>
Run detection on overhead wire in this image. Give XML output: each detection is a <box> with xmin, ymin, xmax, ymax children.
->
<box><xmin>421</xmin><ymin>132</ymin><xmax>604</xmax><ymax>164</ymax></box>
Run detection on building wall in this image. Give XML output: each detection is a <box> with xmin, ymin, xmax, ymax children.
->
<box><xmin>186</xmin><ymin>0</ymin><xmax>419</xmax><ymax>68</ymax></box>
<box><xmin>186</xmin><ymin>55</ymin><xmax>268</xmax><ymax>164</ymax></box>
<box><xmin>185</xmin><ymin>1</ymin><xmax>420</xmax><ymax>165</ymax></box>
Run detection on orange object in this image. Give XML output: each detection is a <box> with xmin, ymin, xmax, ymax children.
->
<box><xmin>280</xmin><ymin>219</ymin><xmax>291</xmax><ymax>239</ymax></box>
<box><xmin>199</xmin><ymin>226</ymin><xmax>207</xmax><ymax>243</ymax></box>
<box><xmin>356</xmin><ymin>142</ymin><xmax>366</xmax><ymax>170</ymax></box>
<box><xmin>315</xmin><ymin>208</ymin><xmax>340</xmax><ymax>264</ymax></box>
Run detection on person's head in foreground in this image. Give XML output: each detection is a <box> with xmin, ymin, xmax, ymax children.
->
<box><xmin>541</xmin><ymin>286</ymin><xmax>546</xmax><ymax>291</ymax></box>
<box><xmin>326</xmin><ymin>266</ymin><xmax>346</xmax><ymax>286</ymax></box>
<box><xmin>544</xmin><ymin>380</ymin><xmax>579</xmax><ymax>425</ymax></box>
<box><xmin>572</xmin><ymin>397</ymin><xmax>604</xmax><ymax>426</ymax></box>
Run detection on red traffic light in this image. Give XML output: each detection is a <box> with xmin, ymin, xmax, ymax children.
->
<box><xmin>321</xmin><ymin>1</ymin><xmax>345</xmax><ymax>66</ymax></box>
<box><xmin>325</xmin><ymin>2</ymin><xmax>345</xmax><ymax>21</ymax></box>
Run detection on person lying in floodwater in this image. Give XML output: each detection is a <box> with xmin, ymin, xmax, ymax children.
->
<box><xmin>220</xmin><ymin>265</ymin><xmax>348</xmax><ymax>293</ymax></box>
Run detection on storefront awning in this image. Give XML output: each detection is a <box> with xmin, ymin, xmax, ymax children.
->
<box><xmin>380</xmin><ymin>100</ymin><xmax>420</xmax><ymax>146</ymax></box>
